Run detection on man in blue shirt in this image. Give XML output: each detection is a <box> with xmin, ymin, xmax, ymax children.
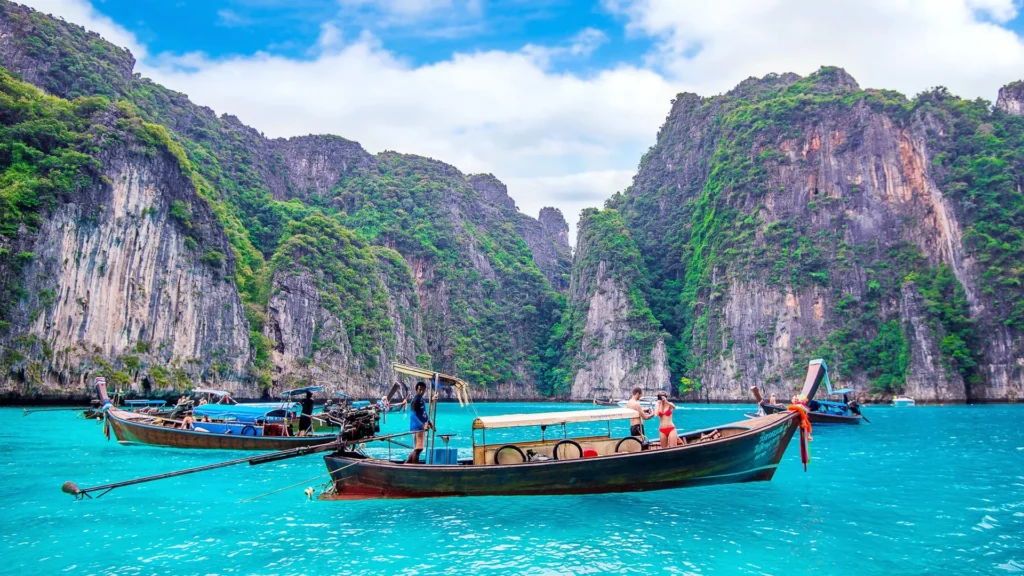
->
<box><xmin>405</xmin><ymin>382</ymin><xmax>433</xmax><ymax>463</ymax></box>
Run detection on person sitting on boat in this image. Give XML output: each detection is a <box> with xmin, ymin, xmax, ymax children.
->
<box><xmin>181</xmin><ymin>414</ymin><xmax>195</xmax><ymax>430</ymax></box>
<box><xmin>218</xmin><ymin>393</ymin><xmax>232</xmax><ymax>405</ymax></box>
<box><xmin>625</xmin><ymin>387</ymin><xmax>654</xmax><ymax>440</ymax></box>
<box><xmin>298</xmin><ymin>391</ymin><xmax>314</xmax><ymax>437</ymax></box>
<box><xmin>405</xmin><ymin>382</ymin><xmax>433</xmax><ymax>464</ymax></box>
<box><xmin>655</xmin><ymin>392</ymin><xmax>683</xmax><ymax>448</ymax></box>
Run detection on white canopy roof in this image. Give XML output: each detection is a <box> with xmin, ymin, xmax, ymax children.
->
<box><xmin>192</xmin><ymin>388</ymin><xmax>230</xmax><ymax>396</ymax></box>
<box><xmin>472</xmin><ymin>408</ymin><xmax>639</xmax><ymax>430</ymax></box>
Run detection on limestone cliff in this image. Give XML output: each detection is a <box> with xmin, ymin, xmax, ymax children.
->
<box><xmin>552</xmin><ymin>208</ymin><xmax>669</xmax><ymax>399</ymax></box>
<box><xmin>996</xmin><ymin>81</ymin><xmax>1024</xmax><ymax>116</ymax></box>
<box><xmin>0</xmin><ymin>2</ymin><xmax>562</xmax><ymax>399</ymax></box>
<box><xmin>610</xmin><ymin>68</ymin><xmax>1024</xmax><ymax>402</ymax></box>
<box><xmin>0</xmin><ymin>82</ymin><xmax>249</xmax><ymax>399</ymax></box>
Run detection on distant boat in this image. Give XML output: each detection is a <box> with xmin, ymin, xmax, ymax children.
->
<box><xmin>616</xmin><ymin>397</ymin><xmax>656</xmax><ymax>410</ymax></box>
<box><xmin>892</xmin><ymin>395</ymin><xmax>916</xmax><ymax>407</ymax></box>
<box><xmin>592</xmin><ymin>398</ymin><xmax>619</xmax><ymax>407</ymax></box>
<box><xmin>746</xmin><ymin>359</ymin><xmax>867</xmax><ymax>425</ymax></box>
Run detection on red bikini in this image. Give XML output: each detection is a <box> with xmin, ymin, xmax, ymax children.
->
<box><xmin>657</xmin><ymin>406</ymin><xmax>675</xmax><ymax>435</ymax></box>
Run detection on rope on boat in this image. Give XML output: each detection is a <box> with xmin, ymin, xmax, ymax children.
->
<box><xmin>787</xmin><ymin>401</ymin><xmax>813</xmax><ymax>472</ymax></box>
<box><xmin>238</xmin><ymin>470</ymin><xmax>335</xmax><ymax>503</ymax></box>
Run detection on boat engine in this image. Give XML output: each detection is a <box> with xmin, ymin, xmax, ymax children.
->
<box><xmin>324</xmin><ymin>403</ymin><xmax>381</xmax><ymax>443</ymax></box>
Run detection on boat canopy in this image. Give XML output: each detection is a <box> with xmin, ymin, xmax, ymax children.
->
<box><xmin>192</xmin><ymin>388</ymin><xmax>231</xmax><ymax>397</ymax></box>
<box><xmin>282</xmin><ymin>386</ymin><xmax>324</xmax><ymax>397</ymax></box>
<box><xmin>123</xmin><ymin>399</ymin><xmax>166</xmax><ymax>406</ymax></box>
<box><xmin>393</xmin><ymin>363</ymin><xmax>471</xmax><ymax>406</ymax></box>
<box><xmin>473</xmin><ymin>408</ymin><xmax>638</xmax><ymax>430</ymax></box>
<box><xmin>194</xmin><ymin>403</ymin><xmax>298</xmax><ymax>422</ymax></box>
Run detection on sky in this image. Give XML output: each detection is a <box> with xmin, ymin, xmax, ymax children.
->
<box><xmin>18</xmin><ymin>0</ymin><xmax>1024</xmax><ymax>240</ymax></box>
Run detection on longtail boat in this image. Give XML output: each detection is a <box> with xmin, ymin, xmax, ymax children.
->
<box><xmin>319</xmin><ymin>364</ymin><xmax>806</xmax><ymax>500</ymax></box>
<box><xmin>104</xmin><ymin>408</ymin><xmax>338</xmax><ymax>450</ymax></box>
<box><xmin>321</xmin><ymin>409</ymin><xmax>801</xmax><ymax>499</ymax></box>
<box><xmin>746</xmin><ymin>359</ymin><xmax>866</xmax><ymax>425</ymax></box>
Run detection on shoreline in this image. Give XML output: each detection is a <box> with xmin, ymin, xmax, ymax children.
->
<box><xmin>0</xmin><ymin>395</ymin><xmax>1018</xmax><ymax>408</ymax></box>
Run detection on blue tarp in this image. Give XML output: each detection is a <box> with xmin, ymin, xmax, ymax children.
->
<box><xmin>194</xmin><ymin>402</ymin><xmax>298</xmax><ymax>422</ymax></box>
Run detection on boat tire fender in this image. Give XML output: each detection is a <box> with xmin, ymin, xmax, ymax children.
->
<box><xmin>494</xmin><ymin>445</ymin><xmax>525</xmax><ymax>465</ymax></box>
<box><xmin>552</xmin><ymin>440</ymin><xmax>583</xmax><ymax>460</ymax></box>
<box><xmin>241</xmin><ymin>425</ymin><xmax>257</xmax><ymax>436</ymax></box>
<box><xmin>615</xmin><ymin>437</ymin><xmax>643</xmax><ymax>454</ymax></box>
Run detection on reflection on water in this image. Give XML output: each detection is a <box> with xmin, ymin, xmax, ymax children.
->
<box><xmin>1</xmin><ymin>403</ymin><xmax>1022</xmax><ymax>575</ymax></box>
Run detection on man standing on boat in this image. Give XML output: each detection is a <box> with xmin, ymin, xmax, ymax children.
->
<box><xmin>626</xmin><ymin>387</ymin><xmax>654</xmax><ymax>441</ymax></box>
<box><xmin>298</xmin><ymin>391</ymin><xmax>314</xmax><ymax>437</ymax></box>
<box><xmin>405</xmin><ymin>382</ymin><xmax>433</xmax><ymax>463</ymax></box>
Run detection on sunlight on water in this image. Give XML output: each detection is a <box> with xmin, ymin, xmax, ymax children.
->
<box><xmin>1</xmin><ymin>403</ymin><xmax>1022</xmax><ymax>575</ymax></box>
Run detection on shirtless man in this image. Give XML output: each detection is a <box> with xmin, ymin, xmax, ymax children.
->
<box><xmin>625</xmin><ymin>386</ymin><xmax>654</xmax><ymax>439</ymax></box>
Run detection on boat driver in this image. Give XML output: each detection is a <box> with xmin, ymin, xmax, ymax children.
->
<box><xmin>626</xmin><ymin>387</ymin><xmax>654</xmax><ymax>441</ymax></box>
<box><xmin>405</xmin><ymin>382</ymin><xmax>433</xmax><ymax>464</ymax></box>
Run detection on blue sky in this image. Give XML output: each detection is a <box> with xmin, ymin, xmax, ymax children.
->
<box><xmin>96</xmin><ymin>0</ymin><xmax>652</xmax><ymax>73</ymax></box>
<box><xmin>33</xmin><ymin>0</ymin><xmax>1024</xmax><ymax>237</ymax></box>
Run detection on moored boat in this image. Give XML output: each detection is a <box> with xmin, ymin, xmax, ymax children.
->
<box><xmin>747</xmin><ymin>359</ymin><xmax>866</xmax><ymax>425</ymax></box>
<box><xmin>616</xmin><ymin>396</ymin><xmax>656</xmax><ymax>410</ymax></box>
<box><xmin>891</xmin><ymin>395</ymin><xmax>916</xmax><ymax>407</ymax></box>
<box><xmin>104</xmin><ymin>408</ymin><xmax>338</xmax><ymax>450</ymax></box>
<box><xmin>322</xmin><ymin>406</ymin><xmax>803</xmax><ymax>500</ymax></box>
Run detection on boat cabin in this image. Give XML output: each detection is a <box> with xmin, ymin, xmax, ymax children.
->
<box><xmin>469</xmin><ymin>408</ymin><xmax>750</xmax><ymax>466</ymax></box>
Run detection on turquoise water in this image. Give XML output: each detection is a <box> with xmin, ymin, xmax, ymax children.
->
<box><xmin>1</xmin><ymin>403</ymin><xmax>1022</xmax><ymax>575</ymax></box>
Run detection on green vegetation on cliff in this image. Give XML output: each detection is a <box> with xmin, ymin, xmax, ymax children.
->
<box><xmin>612</xmin><ymin>66</ymin><xmax>1008</xmax><ymax>396</ymax></box>
<box><xmin>333</xmin><ymin>153</ymin><xmax>560</xmax><ymax>388</ymax></box>
<box><xmin>543</xmin><ymin>208</ymin><xmax>662</xmax><ymax>395</ymax></box>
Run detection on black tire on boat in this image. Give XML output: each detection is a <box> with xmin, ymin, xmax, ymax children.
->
<box><xmin>615</xmin><ymin>437</ymin><xmax>643</xmax><ymax>454</ymax></box>
<box><xmin>552</xmin><ymin>440</ymin><xmax>583</xmax><ymax>460</ymax></box>
<box><xmin>494</xmin><ymin>445</ymin><xmax>526</xmax><ymax>465</ymax></box>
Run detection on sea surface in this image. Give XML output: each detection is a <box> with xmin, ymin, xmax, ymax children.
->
<box><xmin>0</xmin><ymin>403</ymin><xmax>1022</xmax><ymax>575</ymax></box>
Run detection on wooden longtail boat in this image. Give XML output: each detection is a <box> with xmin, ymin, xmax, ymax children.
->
<box><xmin>322</xmin><ymin>408</ymin><xmax>801</xmax><ymax>499</ymax></box>
<box><xmin>747</xmin><ymin>359</ymin><xmax>865</xmax><ymax>425</ymax></box>
<box><xmin>105</xmin><ymin>409</ymin><xmax>338</xmax><ymax>450</ymax></box>
<box><xmin>753</xmin><ymin>401</ymin><xmax>861</xmax><ymax>424</ymax></box>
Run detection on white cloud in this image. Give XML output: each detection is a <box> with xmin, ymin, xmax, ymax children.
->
<box><xmin>505</xmin><ymin>170</ymin><xmax>636</xmax><ymax>240</ymax></box>
<box><xmin>607</xmin><ymin>0</ymin><xmax>1024</xmax><ymax>100</ymax></box>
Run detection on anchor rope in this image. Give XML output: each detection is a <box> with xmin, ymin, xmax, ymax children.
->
<box><xmin>238</xmin><ymin>462</ymin><xmax>358</xmax><ymax>503</ymax></box>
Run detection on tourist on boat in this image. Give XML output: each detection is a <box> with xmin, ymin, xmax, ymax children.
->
<box><xmin>181</xmin><ymin>414</ymin><xmax>195</xmax><ymax>430</ymax></box>
<box><xmin>625</xmin><ymin>387</ymin><xmax>654</xmax><ymax>439</ymax></box>
<box><xmin>655</xmin><ymin>392</ymin><xmax>683</xmax><ymax>447</ymax></box>
<box><xmin>298</xmin><ymin>391</ymin><xmax>314</xmax><ymax>437</ymax></box>
<box><xmin>405</xmin><ymin>382</ymin><xmax>433</xmax><ymax>464</ymax></box>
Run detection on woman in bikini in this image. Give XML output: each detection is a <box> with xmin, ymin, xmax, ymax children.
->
<box><xmin>655</xmin><ymin>391</ymin><xmax>683</xmax><ymax>448</ymax></box>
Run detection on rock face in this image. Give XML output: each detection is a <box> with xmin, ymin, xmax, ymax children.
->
<box><xmin>610</xmin><ymin>67</ymin><xmax>1024</xmax><ymax>402</ymax></box>
<box><xmin>554</xmin><ymin>208</ymin><xmax>669</xmax><ymax>399</ymax></box>
<box><xmin>267</xmin><ymin>135</ymin><xmax>377</xmax><ymax>201</ymax></box>
<box><xmin>996</xmin><ymin>81</ymin><xmax>1024</xmax><ymax>116</ymax></box>
<box><xmin>0</xmin><ymin>144</ymin><xmax>250</xmax><ymax>399</ymax></box>
<box><xmin>469</xmin><ymin>174</ymin><xmax>572</xmax><ymax>290</ymax></box>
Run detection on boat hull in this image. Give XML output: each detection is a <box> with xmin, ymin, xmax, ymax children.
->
<box><xmin>106</xmin><ymin>410</ymin><xmax>337</xmax><ymax>450</ymax></box>
<box><xmin>758</xmin><ymin>402</ymin><xmax>862</xmax><ymax>425</ymax></box>
<box><xmin>323</xmin><ymin>412</ymin><xmax>798</xmax><ymax>499</ymax></box>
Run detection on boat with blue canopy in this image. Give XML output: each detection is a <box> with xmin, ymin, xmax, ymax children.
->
<box><xmin>193</xmin><ymin>403</ymin><xmax>298</xmax><ymax>423</ymax></box>
<box><xmin>747</xmin><ymin>359</ymin><xmax>867</xmax><ymax>425</ymax></box>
